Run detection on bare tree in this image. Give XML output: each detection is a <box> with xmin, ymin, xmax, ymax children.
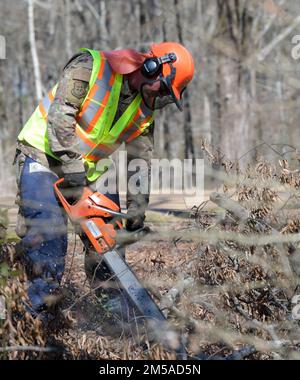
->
<box><xmin>27</xmin><ymin>0</ymin><xmax>43</xmax><ymax>101</ymax></box>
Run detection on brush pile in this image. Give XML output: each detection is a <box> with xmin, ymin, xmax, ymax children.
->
<box><xmin>0</xmin><ymin>244</ymin><xmax>46</xmax><ymax>359</ymax></box>
<box><xmin>1</xmin><ymin>143</ymin><xmax>300</xmax><ymax>359</ymax></box>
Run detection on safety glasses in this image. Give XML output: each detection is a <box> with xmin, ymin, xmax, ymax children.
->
<box><xmin>141</xmin><ymin>63</ymin><xmax>183</xmax><ymax>111</ymax></box>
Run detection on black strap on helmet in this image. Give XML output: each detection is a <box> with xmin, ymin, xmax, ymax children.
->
<box><xmin>141</xmin><ymin>52</ymin><xmax>177</xmax><ymax>78</ymax></box>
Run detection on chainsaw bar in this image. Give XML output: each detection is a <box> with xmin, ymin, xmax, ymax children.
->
<box><xmin>103</xmin><ymin>249</ymin><xmax>186</xmax><ymax>358</ymax></box>
<box><xmin>103</xmin><ymin>249</ymin><xmax>165</xmax><ymax>322</ymax></box>
<box><xmin>53</xmin><ymin>179</ymin><xmax>187</xmax><ymax>357</ymax></box>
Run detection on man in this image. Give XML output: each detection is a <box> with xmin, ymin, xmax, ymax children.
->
<box><xmin>14</xmin><ymin>42</ymin><xmax>195</xmax><ymax>319</ymax></box>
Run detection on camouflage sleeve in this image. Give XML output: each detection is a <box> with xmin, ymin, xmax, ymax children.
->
<box><xmin>47</xmin><ymin>52</ymin><xmax>92</xmax><ymax>174</ymax></box>
<box><xmin>125</xmin><ymin>122</ymin><xmax>155</xmax><ymax>213</ymax></box>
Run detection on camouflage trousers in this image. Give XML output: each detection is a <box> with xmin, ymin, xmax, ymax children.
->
<box><xmin>15</xmin><ymin>152</ymin><xmax>68</xmax><ymax>312</ymax></box>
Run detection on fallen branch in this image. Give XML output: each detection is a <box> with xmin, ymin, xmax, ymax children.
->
<box><xmin>210</xmin><ymin>192</ymin><xmax>300</xmax><ymax>283</ymax></box>
<box><xmin>160</xmin><ymin>277</ymin><xmax>194</xmax><ymax>317</ymax></box>
<box><xmin>223</xmin><ymin>345</ymin><xmax>256</xmax><ymax>360</ymax></box>
<box><xmin>210</xmin><ymin>192</ymin><xmax>250</xmax><ymax>222</ymax></box>
<box><xmin>257</xmin><ymin>15</ymin><xmax>300</xmax><ymax>62</ymax></box>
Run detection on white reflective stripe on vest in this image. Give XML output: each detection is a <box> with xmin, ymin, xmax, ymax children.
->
<box><xmin>77</xmin><ymin>60</ymin><xmax>114</xmax><ymax>132</ymax></box>
<box><xmin>75</xmin><ymin>125</ymin><xmax>118</xmax><ymax>160</ymax></box>
<box><xmin>118</xmin><ymin>102</ymin><xmax>153</xmax><ymax>143</ymax></box>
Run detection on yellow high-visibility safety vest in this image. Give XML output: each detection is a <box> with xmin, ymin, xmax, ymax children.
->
<box><xmin>18</xmin><ymin>48</ymin><xmax>155</xmax><ymax>181</ymax></box>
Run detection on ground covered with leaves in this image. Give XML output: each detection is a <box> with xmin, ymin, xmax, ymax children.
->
<box><xmin>1</xmin><ymin>154</ymin><xmax>300</xmax><ymax>359</ymax></box>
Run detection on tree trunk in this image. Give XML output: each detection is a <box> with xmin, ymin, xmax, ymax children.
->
<box><xmin>174</xmin><ymin>0</ymin><xmax>194</xmax><ymax>159</ymax></box>
<box><xmin>219</xmin><ymin>55</ymin><xmax>250</xmax><ymax>162</ymax></box>
<box><xmin>27</xmin><ymin>0</ymin><xmax>43</xmax><ymax>101</ymax></box>
<box><xmin>64</xmin><ymin>0</ymin><xmax>72</xmax><ymax>58</ymax></box>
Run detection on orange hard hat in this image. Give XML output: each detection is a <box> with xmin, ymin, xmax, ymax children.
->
<box><xmin>150</xmin><ymin>42</ymin><xmax>195</xmax><ymax>109</ymax></box>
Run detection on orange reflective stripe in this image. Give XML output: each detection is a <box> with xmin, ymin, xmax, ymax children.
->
<box><xmin>109</xmin><ymin>71</ymin><xmax>116</xmax><ymax>87</ymax></box>
<box><xmin>97</xmin><ymin>52</ymin><xmax>106</xmax><ymax>80</ymax></box>
<box><xmin>85</xmin><ymin>90</ymin><xmax>110</xmax><ymax>133</ymax></box>
<box><xmin>77</xmin><ymin>116</ymin><xmax>89</xmax><ymax>131</ymax></box>
<box><xmin>98</xmin><ymin>144</ymin><xmax>114</xmax><ymax>154</ymax></box>
<box><xmin>85</xmin><ymin>153</ymin><xmax>98</xmax><ymax>161</ymax></box>
<box><xmin>76</xmin><ymin>126</ymin><xmax>117</xmax><ymax>161</ymax></box>
<box><xmin>78</xmin><ymin>83</ymin><xmax>99</xmax><ymax>118</ymax></box>
<box><xmin>140</xmin><ymin>115</ymin><xmax>152</xmax><ymax>128</ymax></box>
<box><xmin>39</xmin><ymin>103</ymin><xmax>47</xmax><ymax>119</ymax></box>
<box><xmin>119</xmin><ymin>108</ymin><xmax>142</xmax><ymax>139</ymax></box>
<box><xmin>48</xmin><ymin>90</ymin><xmax>54</xmax><ymax>102</ymax></box>
<box><xmin>77</xmin><ymin>53</ymin><xmax>106</xmax><ymax>119</ymax></box>
<box><xmin>85</xmin><ymin>144</ymin><xmax>114</xmax><ymax>161</ymax></box>
<box><xmin>126</xmin><ymin>129</ymin><xmax>142</xmax><ymax>142</ymax></box>
<box><xmin>76</xmin><ymin>126</ymin><xmax>96</xmax><ymax>150</ymax></box>
<box><xmin>125</xmin><ymin>116</ymin><xmax>152</xmax><ymax>142</ymax></box>
<box><xmin>87</xmin><ymin>144</ymin><xmax>112</xmax><ymax>160</ymax></box>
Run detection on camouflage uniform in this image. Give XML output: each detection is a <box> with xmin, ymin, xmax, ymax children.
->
<box><xmin>14</xmin><ymin>50</ymin><xmax>155</xmax><ymax>315</ymax></box>
<box><xmin>15</xmin><ymin>51</ymin><xmax>154</xmax><ymax>235</ymax></box>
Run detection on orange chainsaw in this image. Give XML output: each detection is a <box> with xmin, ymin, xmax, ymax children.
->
<box><xmin>54</xmin><ymin>178</ymin><xmax>124</xmax><ymax>255</ymax></box>
<box><xmin>53</xmin><ymin>178</ymin><xmax>183</xmax><ymax>345</ymax></box>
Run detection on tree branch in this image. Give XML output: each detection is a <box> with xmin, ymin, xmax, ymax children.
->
<box><xmin>257</xmin><ymin>14</ymin><xmax>300</xmax><ymax>61</ymax></box>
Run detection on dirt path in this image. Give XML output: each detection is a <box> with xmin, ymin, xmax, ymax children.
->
<box><xmin>0</xmin><ymin>191</ymin><xmax>213</xmax><ymax>232</ymax></box>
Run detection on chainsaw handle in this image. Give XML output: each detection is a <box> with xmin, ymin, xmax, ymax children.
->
<box><xmin>54</xmin><ymin>178</ymin><xmax>139</xmax><ymax>222</ymax></box>
<box><xmin>53</xmin><ymin>178</ymin><xmax>72</xmax><ymax>215</ymax></box>
<box><xmin>115</xmin><ymin>226</ymin><xmax>151</xmax><ymax>247</ymax></box>
<box><xmin>54</xmin><ymin>177</ymin><xmax>65</xmax><ymax>189</ymax></box>
<box><xmin>96</xmin><ymin>206</ymin><xmax>131</xmax><ymax>220</ymax></box>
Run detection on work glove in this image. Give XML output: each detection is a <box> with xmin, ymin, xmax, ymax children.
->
<box><xmin>60</xmin><ymin>171</ymin><xmax>86</xmax><ymax>202</ymax></box>
<box><xmin>125</xmin><ymin>206</ymin><xmax>145</xmax><ymax>232</ymax></box>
